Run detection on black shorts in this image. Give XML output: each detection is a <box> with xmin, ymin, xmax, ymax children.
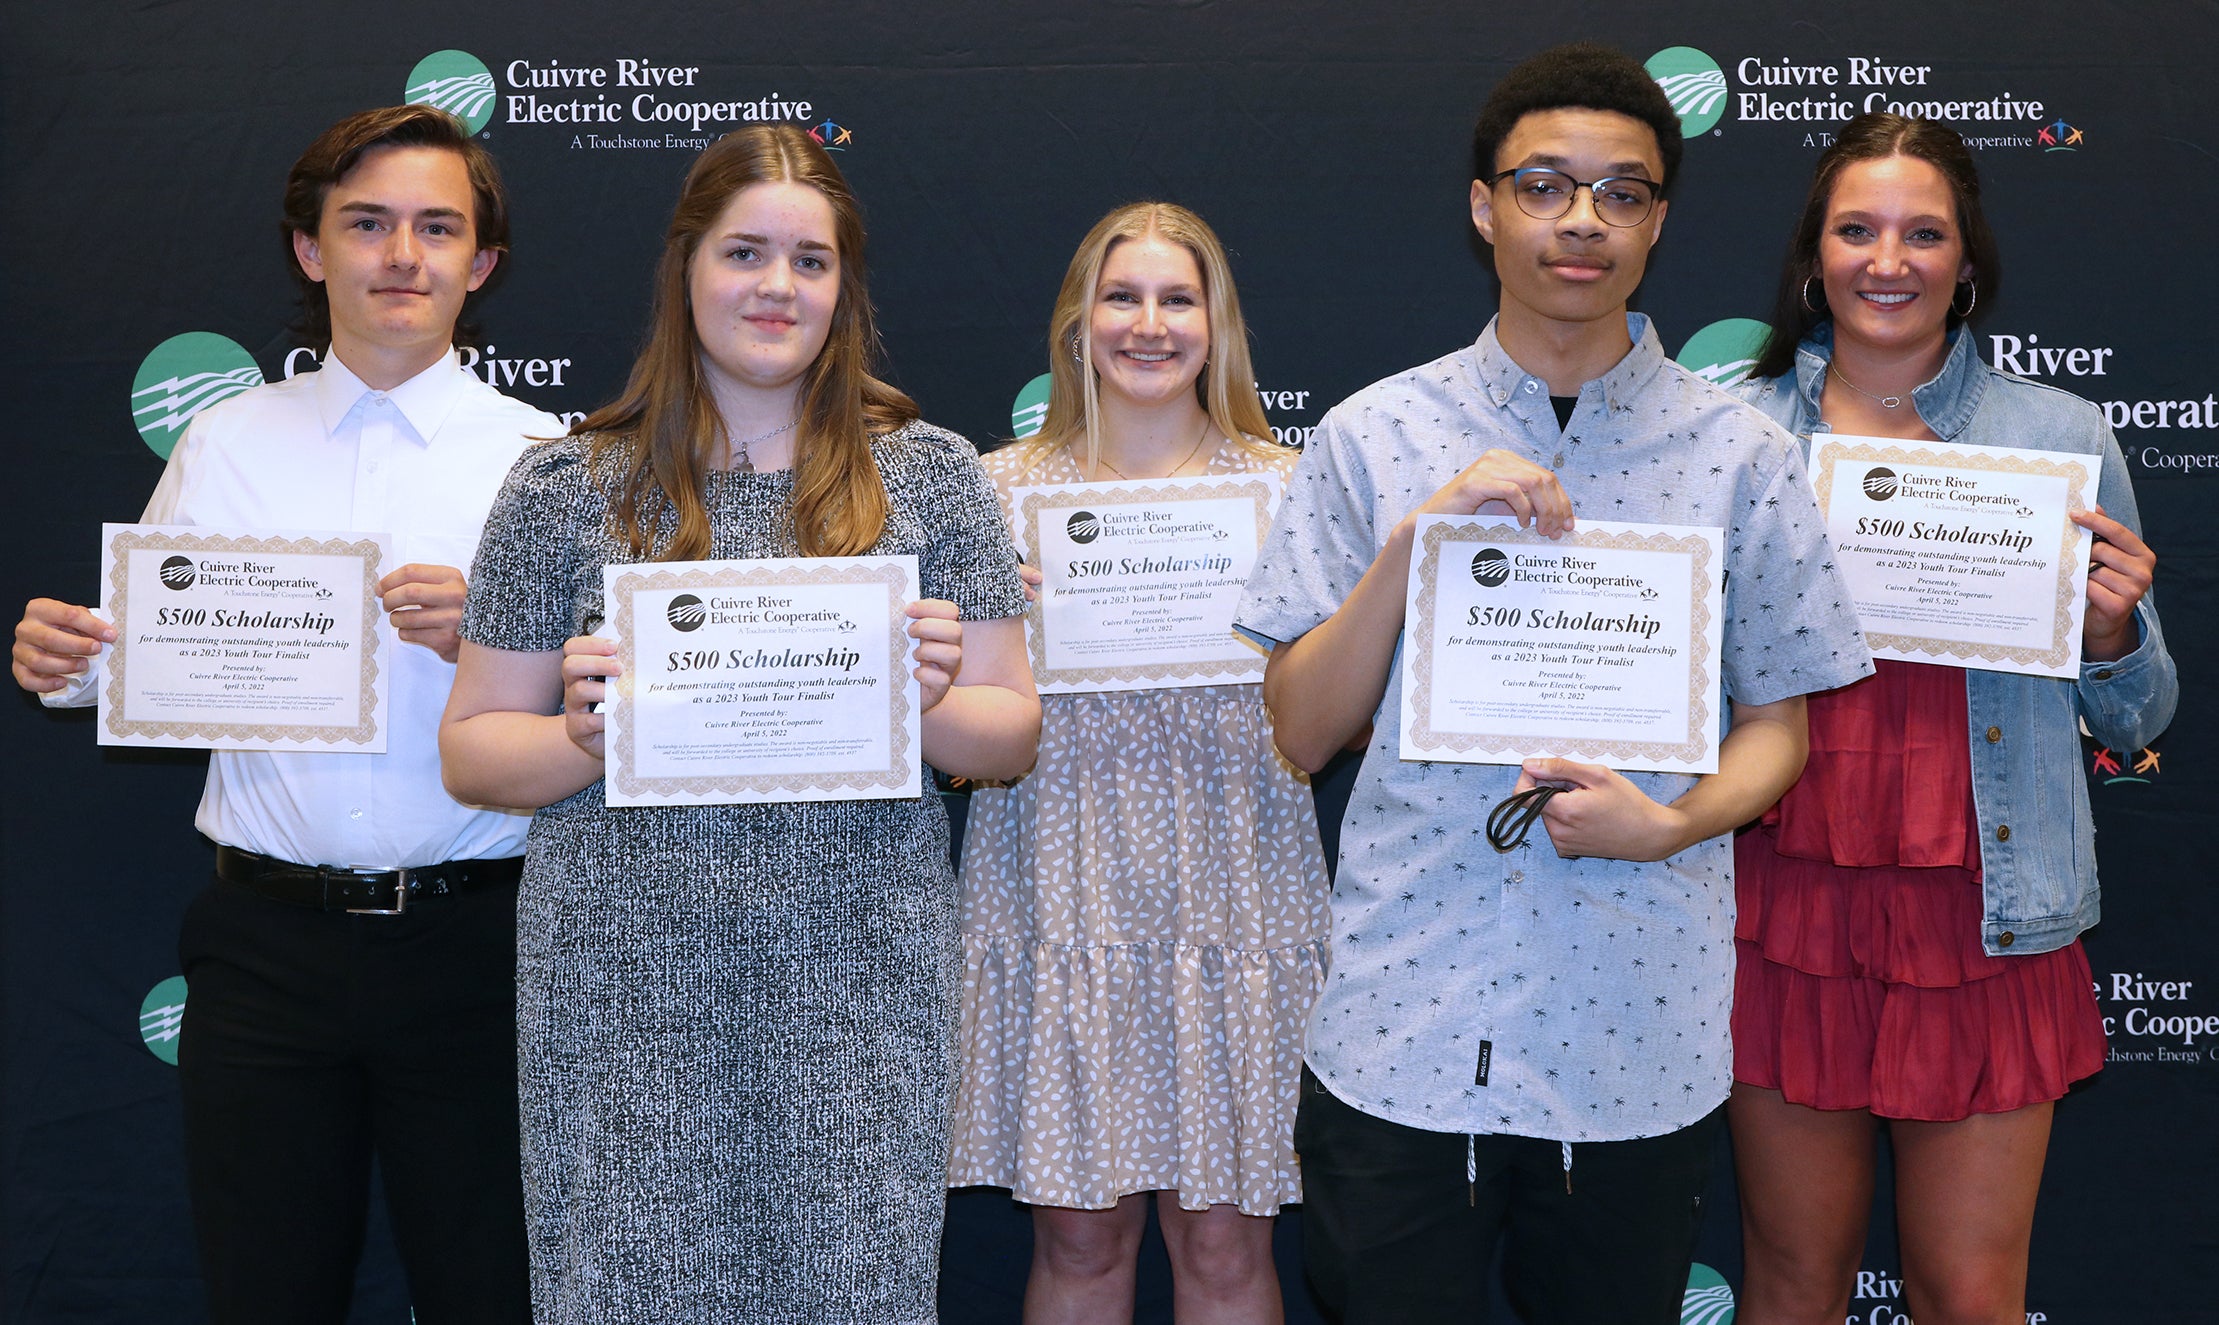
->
<box><xmin>1294</xmin><ymin>1066</ymin><xmax>1722</xmax><ymax>1325</ymax></box>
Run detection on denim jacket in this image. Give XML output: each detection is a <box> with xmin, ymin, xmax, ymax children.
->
<box><xmin>1739</xmin><ymin>326</ymin><xmax>2178</xmax><ymax>956</ymax></box>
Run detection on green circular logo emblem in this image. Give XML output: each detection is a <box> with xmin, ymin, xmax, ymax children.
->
<box><xmin>138</xmin><ymin>976</ymin><xmax>188</xmax><ymax>1066</ymax></box>
<box><xmin>131</xmin><ymin>332</ymin><xmax>265</xmax><ymax>460</ymax></box>
<box><xmin>1682</xmin><ymin>1263</ymin><xmax>1735</xmax><ymax>1325</ymax></box>
<box><xmin>1010</xmin><ymin>372</ymin><xmax>1052</xmax><ymax>440</ymax></box>
<box><xmin>1676</xmin><ymin>317</ymin><xmax>1772</xmax><ymax>390</ymax></box>
<box><xmin>406</xmin><ymin>49</ymin><xmax>497</xmax><ymax>135</ymax></box>
<box><xmin>1647</xmin><ymin>46</ymin><xmax>1729</xmax><ymax>136</ymax></box>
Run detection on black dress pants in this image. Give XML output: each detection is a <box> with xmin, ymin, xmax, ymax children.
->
<box><xmin>176</xmin><ymin>875</ymin><xmax>530</xmax><ymax>1325</ymax></box>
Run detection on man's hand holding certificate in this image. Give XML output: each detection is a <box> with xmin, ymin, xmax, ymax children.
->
<box><xmin>600</xmin><ymin>555</ymin><xmax>922</xmax><ymax>806</ymax></box>
<box><xmin>1400</xmin><ymin>517</ymin><xmax>1725</xmax><ymax>774</ymax></box>
<box><xmin>1810</xmin><ymin>437</ymin><xmax>2093</xmax><ymax>678</ymax></box>
<box><xmin>99</xmin><ymin>523</ymin><xmax>393</xmax><ymax>750</ymax></box>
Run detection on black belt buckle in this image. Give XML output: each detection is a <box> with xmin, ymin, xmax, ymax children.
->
<box><xmin>334</xmin><ymin>866</ymin><xmax>411</xmax><ymax>916</ymax></box>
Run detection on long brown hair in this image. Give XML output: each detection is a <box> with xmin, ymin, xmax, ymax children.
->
<box><xmin>1022</xmin><ymin>202</ymin><xmax>1277</xmax><ymax>477</ymax></box>
<box><xmin>1751</xmin><ymin>112</ymin><xmax>2003</xmax><ymax>382</ymax></box>
<box><xmin>578</xmin><ymin>125</ymin><xmax>916</xmax><ymax>560</ymax></box>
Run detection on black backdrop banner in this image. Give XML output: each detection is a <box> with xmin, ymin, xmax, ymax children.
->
<box><xmin>5</xmin><ymin>3</ymin><xmax>2215</xmax><ymax>1321</ymax></box>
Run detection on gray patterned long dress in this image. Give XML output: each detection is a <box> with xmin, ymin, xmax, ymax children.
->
<box><xmin>460</xmin><ymin>423</ymin><xmax>1026</xmax><ymax>1324</ymax></box>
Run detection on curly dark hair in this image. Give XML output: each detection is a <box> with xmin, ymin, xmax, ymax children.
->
<box><xmin>1470</xmin><ymin>43</ymin><xmax>1684</xmax><ymax>191</ymax></box>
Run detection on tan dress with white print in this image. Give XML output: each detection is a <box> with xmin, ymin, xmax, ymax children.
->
<box><xmin>947</xmin><ymin>438</ymin><xmax>1331</xmax><ymax>1214</ymax></box>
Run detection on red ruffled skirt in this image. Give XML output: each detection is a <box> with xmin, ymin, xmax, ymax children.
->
<box><xmin>1732</xmin><ymin>661</ymin><xmax>2106</xmax><ymax>1120</ymax></box>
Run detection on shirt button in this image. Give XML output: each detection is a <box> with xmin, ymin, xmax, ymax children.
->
<box><xmin>1998</xmin><ymin>931</ymin><xmax>2016</xmax><ymax>948</ymax></box>
<box><xmin>1524</xmin><ymin>381</ymin><xmax>1539</xmax><ymax>393</ymax></box>
<box><xmin>349</xmin><ymin>808</ymin><xmax>364</xmax><ymax>820</ymax></box>
<box><xmin>1986</xmin><ymin>726</ymin><xmax>2002</xmax><ymax>743</ymax></box>
<box><xmin>1551</xmin><ymin>452</ymin><xmax>1566</xmax><ymax>467</ymax></box>
<box><xmin>1509</xmin><ymin>870</ymin><xmax>1525</xmax><ymax>883</ymax></box>
<box><xmin>1996</xmin><ymin>824</ymin><xmax>2011</xmax><ymax>842</ymax></box>
<box><xmin>2092</xmin><ymin>668</ymin><xmax>2115</xmax><ymax>681</ymax></box>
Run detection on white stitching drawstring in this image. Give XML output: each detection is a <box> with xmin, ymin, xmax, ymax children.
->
<box><xmin>1561</xmin><ymin>1140</ymin><xmax>1573</xmax><ymax>1194</ymax></box>
<box><xmin>1467</xmin><ymin>1134</ymin><xmax>1478</xmax><ymax>1206</ymax></box>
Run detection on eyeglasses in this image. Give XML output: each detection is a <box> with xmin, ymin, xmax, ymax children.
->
<box><xmin>1483</xmin><ymin>168</ymin><xmax>1661</xmax><ymax>228</ymax></box>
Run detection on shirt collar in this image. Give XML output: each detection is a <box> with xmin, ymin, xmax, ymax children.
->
<box><xmin>310</xmin><ymin>347</ymin><xmax>469</xmax><ymax>446</ymax></box>
<box><xmin>1471</xmin><ymin>312</ymin><xmax>1666</xmax><ymax>417</ymax></box>
<box><xmin>1790</xmin><ymin>322</ymin><xmax>1987</xmax><ymax>440</ymax></box>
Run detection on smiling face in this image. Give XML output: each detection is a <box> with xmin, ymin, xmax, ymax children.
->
<box><xmin>1817</xmin><ymin>153</ymin><xmax>1972</xmax><ymax>359</ymax></box>
<box><xmin>1470</xmin><ymin>107</ymin><xmax>1668</xmax><ymax>339</ymax></box>
<box><xmin>1086</xmin><ymin>233</ymin><xmax>1210</xmax><ymax>410</ymax></box>
<box><xmin>290</xmin><ymin>144</ymin><xmax>497</xmax><ymax>385</ymax></box>
<box><xmin>689</xmin><ymin>179</ymin><xmax>841</xmax><ymax>402</ymax></box>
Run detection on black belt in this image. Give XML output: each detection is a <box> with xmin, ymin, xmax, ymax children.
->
<box><xmin>215</xmin><ymin>846</ymin><xmax>523</xmax><ymax>915</ymax></box>
<box><xmin>1486</xmin><ymin>785</ymin><xmax>1564</xmax><ymax>852</ymax></box>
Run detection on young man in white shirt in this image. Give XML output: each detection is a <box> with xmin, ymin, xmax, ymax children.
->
<box><xmin>11</xmin><ymin>105</ymin><xmax>559</xmax><ymax>1324</ymax></box>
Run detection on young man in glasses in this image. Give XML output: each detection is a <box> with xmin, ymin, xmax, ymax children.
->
<box><xmin>1237</xmin><ymin>44</ymin><xmax>1871</xmax><ymax>1323</ymax></box>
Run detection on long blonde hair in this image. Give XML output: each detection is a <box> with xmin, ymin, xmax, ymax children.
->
<box><xmin>576</xmin><ymin>125</ymin><xmax>915</xmax><ymax>559</ymax></box>
<box><xmin>1023</xmin><ymin>202</ymin><xmax>1277</xmax><ymax>476</ymax></box>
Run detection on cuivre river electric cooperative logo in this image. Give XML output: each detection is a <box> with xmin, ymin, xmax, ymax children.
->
<box><xmin>1648</xmin><ymin>47</ymin><xmax>1729</xmax><ymax>135</ymax></box>
<box><xmin>1471</xmin><ymin>548</ymin><xmax>1511</xmax><ymax>587</ymax></box>
<box><xmin>139</xmin><ymin>976</ymin><xmax>188</xmax><ymax>1066</ymax></box>
<box><xmin>131</xmin><ymin>333</ymin><xmax>265</xmax><ymax>460</ymax></box>
<box><xmin>1682</xmin><ymin>1264</ymin><xmax>1734</xmax><ymax>1324</ymax></box>
<box><xmin>406</xmin><ymin>50</ymin><xmax>498</xmax><ymax>134</ymax></box>
<box><xmin>407</xmin><ymin>48</ymin><xmax>822</xmax><ymax>148</ymax></box>
<box><xmin>1675</xmin><ymin>319</ymin><xmax>1771</xmax><ymax>390</ymax></box>
<box><xmin>159</xmin><ymin>556</ymin><xmax>198</xmax><ymax>590</ymax></box>
<box><xmin>1066</xmin><ymin>512</ymin><xmax>1103</xmax><ymax>544</ymax></box>
<box><xmin>667</xmin><ymin>594</ymin><xmax>708</xmax><ymax>631</ymax></box>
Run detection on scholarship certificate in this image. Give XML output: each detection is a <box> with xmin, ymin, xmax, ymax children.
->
<box><xmin>98</xmin><ymin>523</ymin><xmax>392</xmax><ymax>750</ymax></box>
<box><xmin>601</xmin><ymin>555</ymin><xmax>921</xmax><ymax>806</ymax></box>
<box><xmin>1810</xmin><ymin>437</ymin><xmax>2092</xmax><ymax>678</ymax></box>
<box><xmin>1011</xmin><ymin>473</ymin><xmax>1279</xmax><ymax>693</ymax></box>
<box><xmin>1400</xmin><ymin>517</ymin><xmax>1724</xmax><ymax>774</ymax></box>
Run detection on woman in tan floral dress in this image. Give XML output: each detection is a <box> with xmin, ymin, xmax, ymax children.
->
<box><xmin>949</xmin><ymin>202</ymin><xmax>1331</xmax><ymax>1323</ymax></box>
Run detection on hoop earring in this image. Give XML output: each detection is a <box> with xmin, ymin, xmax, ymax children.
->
<box><xmin>1800</xmin><ymin>274</ymin><xmax>1825</xmax><ymax>313</ymax></box>
<box><xmin>1952</xmin><ymin>278</ymin><xmax>1978</xmax><ymax>319</ymax></box>
<box><xmin>1069</xmin><ymin>332</ymin><xmax>1084</xmax><ymax>365</ymax></box>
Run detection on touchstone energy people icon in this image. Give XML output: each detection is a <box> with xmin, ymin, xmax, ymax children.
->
<box><xmin>12</xmin><ymin>104</ymin><xmax>554</xmax><ymax>1324</ymax></box>
<box><xmin>947</xmin><ymin>200</ymin><xmax>1331</xmax><ymax>1324</ymax></box>
<box><xmin>437</xmin><ymin>124</ymin><xmax>1040</xmax><ymax>1324</ymax></box>
<box><xmin>1233</xmin><ymin>43</ymin><xmax>1873</xmax><ymax>1325</ymax></box>
<box><xmin>1727</xmin><ymin>111</ymin><xmax>2175</xmax><ymax>1325</ymax></box>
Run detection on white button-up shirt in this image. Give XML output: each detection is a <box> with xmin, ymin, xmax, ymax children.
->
<box><xmin>48</xmin><ymin>350</ymin><xmax>559</xmax><ymax>868</ymax></box>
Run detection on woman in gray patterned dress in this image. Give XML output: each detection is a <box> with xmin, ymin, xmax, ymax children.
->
<box><xmin>439</xmin><ymin>126</ymin><xmax>1038</xmax><ymax>1324</ymax></box>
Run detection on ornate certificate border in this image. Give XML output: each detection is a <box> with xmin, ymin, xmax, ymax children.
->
<box><xmin>606</xmin><ymin>558</ymin><xmax>917</xmax><ymax>804</ymax></box>
<box><xmin>1404</xmin><ymin>521</ymin><xmax>1719</xmax><ymax>769</ymax></box>
<box><xmin>102</xmin><ymin>527</ymin><xmax>386</xmax><ymax>747</ymax></box>
<box><xmin>1015</xmin><ymin>476</ymin><xmax>1277</xmax><ymax>691</ymax></box>
<box><xmin>1812</xmin><ymin>439</ymin><xmax>2090</xmax><ymax>671</ymax></box>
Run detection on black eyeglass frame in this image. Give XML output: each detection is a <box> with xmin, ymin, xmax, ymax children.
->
<box><xmin>1481</xmin><ymin>167</ymin><xmax>1663</xmax><ymax>228</ymax></box>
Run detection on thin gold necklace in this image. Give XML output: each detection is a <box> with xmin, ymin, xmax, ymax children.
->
<box><xmin>1097</xmin><ymin>418</ymin><xmax>1213</xmax><ymax>481</ymax></box>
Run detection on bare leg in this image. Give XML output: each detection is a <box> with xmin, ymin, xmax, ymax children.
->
<box><xmin>1728</xmin><ymin>1082</ymin><xmax>1881</xmax><ymax>1325</ymax></box>
<box><xmin>1025</xmin><ymin>1196</ymin><xmax>1149</xmax><ymax>1325</ymax></box>
<box><xmin>1156</xmin><ymin>1199</ymin><xmax>1282</xmax><ymax>1325</ymax></box>
<box><xmin>1891</xmin><ymin>1102</ymin><xmax>2053</xmax><ymax>1325</ymax></box>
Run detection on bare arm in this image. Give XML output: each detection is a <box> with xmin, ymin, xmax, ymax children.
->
<box><xmin>909</xmin><ymin>605</ymin><xmax>1039</xmax><ymax>781</ymax></box>
<box><xmin>1262</xmin><ymin>449</ymin><xmax>1575</xmax><ymax>773</ymax></box>
<box><xmin>1514</xmin><ymin>694</ymin><xmax>1809</xmax><ymax>862</ymax></box>
<box><xmin>440</xmin><ymin>638</ymin><xmax>613</xmax><ymax>809</ymax></box>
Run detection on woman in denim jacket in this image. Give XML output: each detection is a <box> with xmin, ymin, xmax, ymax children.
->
<box><xmin>1727</xmin><ymin>113</ymin><xmax>2176</xmax><ymax>1325</ymax></box>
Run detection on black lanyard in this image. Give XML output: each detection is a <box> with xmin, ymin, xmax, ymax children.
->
<box><xmin>1485</xmin><ymin>784</ymin><xmax>1563</xmax><ymax>852</ymax></box>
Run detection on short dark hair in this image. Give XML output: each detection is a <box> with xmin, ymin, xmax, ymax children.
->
<box><xmin>1469</xmin><ymin>43</ymin><xmax>1683</xmax><ymax>192</ymax></box>
<box><xmin>280</xmin><ymin>104</ymin><xmax>512</xmax><ymax>342</ymax></box>
<box><xmin>1749</xmin><ymin>112</ymin><xmax>2001</xmax><ymax>381</ymax></box>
